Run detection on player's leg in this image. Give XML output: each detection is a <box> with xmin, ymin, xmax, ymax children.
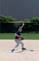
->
<box><xmin>16</xmin><ymin>40</ymin><xmax>26</xmax><ymax>51</ymax></box>
<box><xmin>11</xmin><ymin>39</ymin><xmax>20</xmax><ymax>52</ymax></box>
<box><xmin>19</xmin><ymin>41</ymin><xmax>26</xmax><ymax>51</ymax></box>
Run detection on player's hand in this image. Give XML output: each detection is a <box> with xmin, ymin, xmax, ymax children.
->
<box><xmin>23</xmin><ymin>22</ymin><xmax>24</xmax><ymax>26</ymax></box>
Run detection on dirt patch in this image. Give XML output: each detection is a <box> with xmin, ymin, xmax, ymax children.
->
<box><xmin>0</xmin><ymin>40</ymin><xmax>39</xmax><ymax>61</ymax></box>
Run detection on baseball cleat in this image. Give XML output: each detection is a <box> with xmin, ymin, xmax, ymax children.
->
<box><xmin>11</xmin><ymin>49</ymin><xmax>15</xmax><ymax>52</ymax></box>
<box><xmin>22</xmin><ymin>48</ymin><xmax>26</xmax><ymax>50</ymax></box>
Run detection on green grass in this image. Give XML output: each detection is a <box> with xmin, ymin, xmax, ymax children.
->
<box><xmin>22</xmin><ymin>33</ymin><xmax>39</xmax><ymax>39</ymax></box>
<box><xmin>0</xmin><ymin>33</ymin><xmax>14</xmax><ymax>39</ymax></box>
<box><xmin>0</xmin><ymin>33</ymin><xmax>39</xmax><ymax>39</ymax></box>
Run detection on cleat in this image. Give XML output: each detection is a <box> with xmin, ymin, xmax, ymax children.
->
<box><xmin>11</xmin><ymin>49</ymin><xmax>15</xmax><ymax>52</ymax></box>
<box><xmin>22</xmin><ymin>48</ymin><xmax>26</xmax><ymax>51</ymax></box>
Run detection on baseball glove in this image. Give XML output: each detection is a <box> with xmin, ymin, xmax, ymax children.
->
<box><xmin>21</xmin><ymin>37</ymin><xmax>24</xmax><ymax>40</ymax></box>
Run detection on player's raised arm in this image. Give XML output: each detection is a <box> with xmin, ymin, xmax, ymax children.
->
<box><xmin>19</xmin><ymin>22</ymin><xmax>24</xmax><ymax>29</ymax></box>
<box><xmin>21</xmin><ymin>23</ymin><xmax>24</xmax><ymax>28</ymax></box>
<box><xmin>18</xmin><ymin>22</ymin><xmax>24</xmax><ymax>32</ymax></box>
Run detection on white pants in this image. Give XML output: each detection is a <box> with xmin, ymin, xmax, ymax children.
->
<box><xmin>15</xmin><ymin>39</ymin><xmax>24</xmax><ymax>48</ymax></box>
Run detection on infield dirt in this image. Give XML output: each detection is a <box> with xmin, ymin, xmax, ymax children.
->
<box><xmin>0</xmin><ymin>40</ymin><xmax>39</xmax><ymax>61</ymax></box>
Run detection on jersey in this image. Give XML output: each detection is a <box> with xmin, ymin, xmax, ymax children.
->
<box><xmin>15</xmin><ymin>31</ymin><xmax>21</xmax><ymax>39</ymax></box>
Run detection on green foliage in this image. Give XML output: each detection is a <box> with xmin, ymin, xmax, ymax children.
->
<box><xmin>0</xmin><ymin>16</ymin><xmax>16</xmax><ymax>23</ymax></box>
<box><xmin>0</xmin><ymin>16</ymin><xmax>39</xmax><ymax>23</ymax></box>
<box><xmin>0</xmin><ymin>16</ymin><xmax>39</xmax><ymax>33</ymax></box>
<box><xmin>30</xmin><ymin>16</ymin><xmax>39</xmax><ymax>24</ymax></box>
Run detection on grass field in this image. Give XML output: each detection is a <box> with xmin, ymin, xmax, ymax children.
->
<box><xmin>0</xmin><ymin>33</ymin><xmax>39</xmax><ymax>39</ymax></box>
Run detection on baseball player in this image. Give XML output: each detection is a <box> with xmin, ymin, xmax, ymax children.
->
<box><xmin>11</xmin><ymin>22</ymin><xmax>26</xmax><ymax>52</ymax></box>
